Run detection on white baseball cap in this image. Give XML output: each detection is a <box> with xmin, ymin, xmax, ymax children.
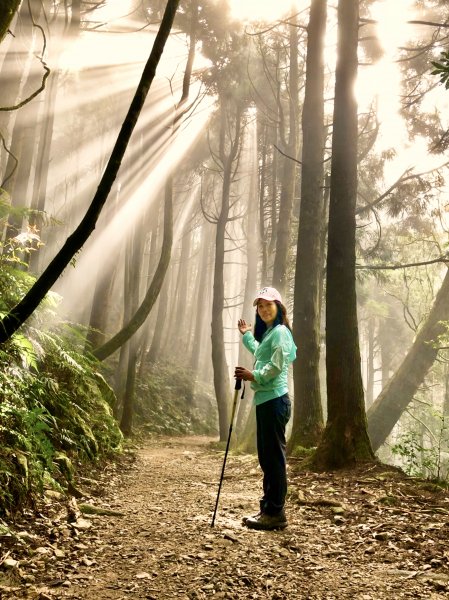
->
<box><xmin>253</xmin><ymin>286</ymin><xmax>282</xmax><ymax>306</ymax></box>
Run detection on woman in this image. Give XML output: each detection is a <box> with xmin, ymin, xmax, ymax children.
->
<box><xmin>235</xmin><ymin>286</ymin><xmax>296</xmax><ymax>531</ymax></box>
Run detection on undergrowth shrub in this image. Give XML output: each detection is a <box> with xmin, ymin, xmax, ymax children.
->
<box><xmin>0</xmin><ymin>328</ymin><xmax>123</xmax><ymax>515</ymax></box>
<box><xmin>0</xmin><ymin>234</ymin><xmax>123</xmax><ymax>515</ymax></box>
<box><xmin>134</xmin><ymin>361</ymin><xmax>218</xmax><ymax>436</ymax></box>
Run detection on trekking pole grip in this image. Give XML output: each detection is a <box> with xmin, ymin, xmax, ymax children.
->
<box><xmin>235</xmin><ymin>378</ymin><xmax>242</xmax><ymax>391</ymax></box>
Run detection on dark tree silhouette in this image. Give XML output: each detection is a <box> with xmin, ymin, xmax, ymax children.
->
<box><xmin>312</xmin><ymin>0</ymin><xmax>374</xmax><ymax>468</ymax></box>
<box><xmin>289</xmin><ymin>0</ymin><xmax>327</xmax><ymax>451</ymax></box>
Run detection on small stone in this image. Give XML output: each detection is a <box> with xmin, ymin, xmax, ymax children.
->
<box><xmin>73</xmin><ymin>518</ymin><xmax>92</xmax><ymax>531</ymax></box>
<box><xmin>331</xmin><ymin>506</ymin><xmax>345</xmax><ymax>515</ymax></box>
<box><xmin>16</xmin><ymin>531</ymin><xmax>35</xmax><ymax>541</ymax></box>
<box><xmin>136</xmin><ymin>572</ymin><xmax>151</xmax><ymax>579</ymax></box>
<box><xmin>3</xmin><ymin>558</ymin><xmax>19</xmax><ymax>569</ymax></box>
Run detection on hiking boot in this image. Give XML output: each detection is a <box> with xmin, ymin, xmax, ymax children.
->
<box><xmin>244</xmin><ymin>511</ymin><xmax>287</xmax><ymax>531</ymax></box>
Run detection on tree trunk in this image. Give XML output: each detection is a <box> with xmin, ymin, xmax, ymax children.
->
<box><xmin>367</xmin><ymin>267</ymin><xmax>449</xmax><ymax>451</ymax></box>
<box><xmin>289</xmin><ymin>0</ymin><xmax>327</xmax><ymax>451</ymax></box>
<box><xmin>271</xmin><ymin>15</ymin><xmax>299</xmax><ymax>298</ymax></box>
<box><xmin>120</xmin><ymin>222</ymin><xmax>144</xmax><ymax>436</ymax></box>
<box><xmin>28</xmin><ymin>69</ymin><xmax>59</xmax><ymax>272</ymax></box>
<box><xmin>366</xmin><ymin>316</ymin><xmax>375</xmax><ymax>408</ymax></box>
<box><xmin>236</xmin><ymin>123</ymin><xmax>259</xmax><ymax>435</ymax></box>
<box><xmin>211</xmin><ymin>154</ymin><xmax>232</xmax><ymax>441</ymax></box>
<box><xmin>0</xmin><ymin>0</ymin><xmax>180</xmax><ymax>343</ymax></box>
<box><xmin>378</xmin><ymin>314</ymin><xmax>393</xmax><ymax>388</ymax></box>
<box><xmin>147</xmin><ymin>272</ymin><xmax>170</xmax><ymax>364</ymax></box>
<box><xmin>165</xmin><ymin>222</ymin><xmax>191</xmax><ymax>358</ymax></box>
<box><xmin>258</xmin><ymin>122</ymin><xmax>268</xmax><ymax>284</ymax></box>
<box><xmin>190</xmin><ymin>223</ymin><xmax>212</xmax><ymax>374</ymax></box>
<box><xmin>210</xmin><ymin>101</ymin><xmax>242</xmax><ymax>441</ymax></box>
<box><xmin>312</xmin><ymin>0</ymin><xmax>374</xmax><ymax>469</ymax></box>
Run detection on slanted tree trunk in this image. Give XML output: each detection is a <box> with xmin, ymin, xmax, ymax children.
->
<box><xmin>0</xmin><ymin>0</ymin><xmax>180</xmax><ymax>343</ymax></box>
<box><xmin>272</xmin><ymin>14</ymin><xmax>299</xmax><ymax>297</ymax></box>
<box><xmin>367</xmin><ymin>268</ymin><xmax>449</xmax><ymax>451</ymax></box>
<box><xmin>289</xmin><ymin>0</ymin><xmax>327</xmax><ymax>451</ymax></box>
<box><xmin>312</xmin><ymin>0</ymin><xmax>374</xmax><ymax>469</ymax></box>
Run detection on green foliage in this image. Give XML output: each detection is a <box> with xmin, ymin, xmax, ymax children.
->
<box><xmin>134</xmin><ymin>361</ymin><xmax>217</xmax><ymax>436</ymax></box>
<box><xmin>0</xmin><ymin>326</ymin><xmax>123</xmax><ymax>515</ymax></box>
<box><xmin>0</xmin><ymin>231</ymin><xmax>122</xmax><ymax>514</ymax></box>
<box><xmin>431</xmin><ymin>51</ymin><xmax>449</xmax><ymax>89</ymax></box>
<box><xmin>391</xmin><ymin>431</ymin><xmax>438</xmax><ymax>478</ymax></box>
<box><xmin>391</xmin><ymin>407</ymin><xmax>449</xmax><ymax>481</ymax></box>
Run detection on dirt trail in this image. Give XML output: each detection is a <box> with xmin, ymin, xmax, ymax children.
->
<box><xmin>2</xmin><ymin>436</ymin><xmax>449</xmax><ymax>599</ymax></box>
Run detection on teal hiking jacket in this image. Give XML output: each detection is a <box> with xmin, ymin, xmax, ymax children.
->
<box><xmin>242</xmin><ymin>324</ymin><xmax>297</xmax><ymax>405</ymax></box>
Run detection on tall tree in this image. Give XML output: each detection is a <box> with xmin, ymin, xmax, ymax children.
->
<box><xmin>289</xmin><ymin>0</ymin><xmax>327</xmax><ymax>450</ymax></box>
<box><xmin>271</xmin><ymin>12</ymin><xmax>299</xmax><ymax>297</ymax></box>
<box><xmin>312</xmin><ymin>0</ymin><xmax>374</xmax><ymax>468</ymax></box>
<box><xmin>209</xmin><ymin>97</ymin><xmax>244</xmax><ymax>441</ymax></box>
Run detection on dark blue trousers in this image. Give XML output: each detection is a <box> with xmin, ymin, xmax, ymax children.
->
<box><xmin>256</xmin><ymin>394</ymin><xmax>291</xmax><ymax>516</ymax></box>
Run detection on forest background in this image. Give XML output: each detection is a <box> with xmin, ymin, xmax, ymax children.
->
<box><xmin>1</xmin><ymin>0</ymin><xmax>449</xmax><ymax>514</ymax></box>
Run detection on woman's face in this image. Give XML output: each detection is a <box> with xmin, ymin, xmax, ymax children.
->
<box><xmin>257</xmin><ymin>299</ymin><xmax>278</xmax><ymax>327</ymax></box>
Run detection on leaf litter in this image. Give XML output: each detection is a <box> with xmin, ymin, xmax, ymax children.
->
<box><xmin>0</xmin><ymin>436</ymin><xmax>449</xmax><ymax>598</ymax></box>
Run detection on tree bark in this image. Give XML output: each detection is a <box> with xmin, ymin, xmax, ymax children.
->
<box><xmin>190</xmin><ymin>223</ymin><xmax>212</xmax><ymax>374</ymax></box>
<box><xmin>120</xmin><ymin>222</ymin><xmax>144</xmax><ymax>436</ymax></box>
<box><xmin>366</xmin><ymin>316</ymin><xmax>375</xmax><ymax>408</ymax></box>
<box><xmin>236</xmin><ymin>124</ymin><xmax>259</xmax><ymax>435</ymax></box>
<box><xmin>367</xmin><ymin>267</ymin><xmax>449</xmax><ymax>451</ymax></box>
<box><xmin>312</xmin><ymin>0</ymin><xmax>374</xmax><ymax>469</ymax></box>
<box><xmin>289</xmin><ymin>0</ymin><xmax>327</xmax><ymax>451</ymax></box>
<box><xmin>258</xmin><ymin>122</ymin><xmax>268</xmax><ymax>285</ymax></box>
<box><xmin>271</xmin><ymin>15</ymin><xmax>299</xmax><ymax>298</ymax></box>
<box><xmin>0</xmin><ymin>0</ymin><xmax>180</xmax><ymax>343</ymax></box>
<box><xmin>211</xmin><ymin>102</ymin><xmax>242</xmax><ymax>441</ymax></box>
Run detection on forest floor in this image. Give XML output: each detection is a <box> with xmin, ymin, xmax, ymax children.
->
<box><xmin>1</xmin><ymin>436</ymin><xmax>449</xmax><ymax>599</ymax></box>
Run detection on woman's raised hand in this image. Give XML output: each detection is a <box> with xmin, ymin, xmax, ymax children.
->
<box><xmin>238</xmin><ymin>319</ymin><xmax>252</xmax><ymax>335</ymax></box>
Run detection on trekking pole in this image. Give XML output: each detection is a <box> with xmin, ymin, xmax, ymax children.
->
<box><xmin>211</xmin><ymin>377</ymin><xmax>242</xmax><ymax>527</ymax></box>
